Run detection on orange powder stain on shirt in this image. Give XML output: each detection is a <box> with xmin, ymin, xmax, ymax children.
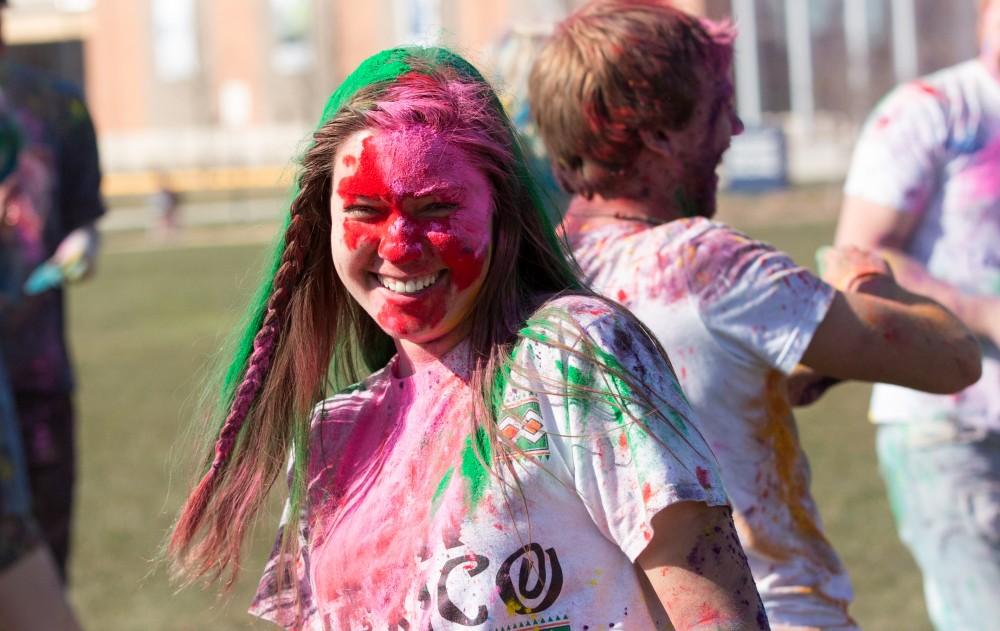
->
<box><xmin>735</xmin><ymin>370</ymin><xmax>842</xmax><ymax>573</ymax></box>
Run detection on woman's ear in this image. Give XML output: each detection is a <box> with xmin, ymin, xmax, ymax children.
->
<box><xmin>639</xmin><ymin>128</ymin><xmax>674</xmax><ymax>160</ymax></box>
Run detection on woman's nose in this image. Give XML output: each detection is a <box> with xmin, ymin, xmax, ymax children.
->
<box><xmin>377</xmin><ymin>215</ymin><xmax>425</xmax><ymax>264</ymax></box>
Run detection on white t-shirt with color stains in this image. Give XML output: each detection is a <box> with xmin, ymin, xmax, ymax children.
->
<box><xmin>845</xmin><ymin>59</ymin><xmax>1000</xmax><ymax>430</ymax></box>
<box><xmin>249</xmin><ymin>295</ymin><xmax>732</xmax><ymax>630</ymax></box>
<box><xmin>569</xmin><ymin>217</ymin><xmax>851</xmax><ymax>629</ymax></box>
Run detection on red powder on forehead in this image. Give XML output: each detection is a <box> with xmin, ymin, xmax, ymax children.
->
<box><xmin>342</xmin><ymin>155</ymin><xmax>357</xmax><ymax>168</ymax></box>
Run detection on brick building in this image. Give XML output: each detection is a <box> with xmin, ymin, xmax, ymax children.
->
<box><xmin>0</xmin><ymin>0</ymin><xmax>982</xmax><ymax>194</ymax></box>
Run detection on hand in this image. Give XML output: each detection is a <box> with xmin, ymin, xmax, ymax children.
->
<box><xmin>51</xmin><ymin>225</ymin><xmax>99</xmax><ymax>282</ymax></box>
<box><xmin>816</xmin><ymin>245</ymin><xmax>893</xmax><ymax>292</ymax></box>
<box><xmin>785</xmin><ymin>364</ymin><xmax>843</xmax><ymax>407</ymax></box>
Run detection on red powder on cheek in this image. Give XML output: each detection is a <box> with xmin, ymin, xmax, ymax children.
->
<box><xmin>642</xmin><ymin>482</ymin><xmax>653</xmax><ymax>503</ymax></box>
<box><xmin>342</xmin><ymin>155</ymin><xmax>357</xmax><ymax>168</ymax></box>
<box><xmin>426</xmin><ymin>223</ymin><xmax>487</xmax><ymax>291</ymax></box>
<box><xmin>337</xmin><ymin>136</ymin><xmax>392</xmax><ymax>251</ymax></box>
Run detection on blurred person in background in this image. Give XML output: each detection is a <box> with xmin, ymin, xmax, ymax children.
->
<box><xmin>148</xmin><ymin>171</ymin><xmax>180</xmax><ymax>241</ymax></box>
<box><xmin>489</xmin><ymin>26</ymin><xmax>569</xmax><ymax>220</ymax></box>
<box><xmin>837</xmin><ymin>0</ymin><xmax>1000</xmax><ymax>628</ymax></box>
<box><xmin>529</xmin><ymin>1</ymin><xmax>982</xmax><ymax>629</ymax></box>
<box><xmin>170</xmin><ymin>46</ymin><xmax>768</xmax><ymax>630</ymax></box>
<box><xmin>0</xmin><ymin>102</ymin><xmax>82</xmax><ymax>631</ymax></box>
<box><xmin>0</xmin><ymin>0</ymin><xmax>104</xmax><ymax>581</ymax></box>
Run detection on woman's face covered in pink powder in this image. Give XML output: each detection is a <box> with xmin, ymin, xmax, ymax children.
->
<box><xmin>330</xmin><ymin>127</ymin><xmax>494</xmax><ymax>345</ymax></box>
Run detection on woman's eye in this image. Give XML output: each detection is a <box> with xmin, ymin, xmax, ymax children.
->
<box><xmin>422</xmin><ymin>202</ymin><xmax>459</xmax><ymax>216</ymax></box>
<box><xmin>344</xmin><ymin>205</ymin><xmax>380</xmax><ymax>218</ymax></box>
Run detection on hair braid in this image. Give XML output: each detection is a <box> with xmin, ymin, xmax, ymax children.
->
<box><xmin>211</xmin><ymin>226</ymin><xmax>305</xmax><ymax>469</ymax></box>
<box><xmin>170</xmin><ymin>209</ymin><xmax>308</xmax><ymax>563</ymax></box>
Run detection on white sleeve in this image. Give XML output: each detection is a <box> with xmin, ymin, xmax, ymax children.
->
<box><xmin>249</xmin><ymin>456</ymin><xmax>318</xmax><ymax>628</ymax></box>
<box><xmin>692</xmin><ymin>228</ymin><xmax>835</xmax><ymax>374</ymax></box>
<box><xmin>844</xmin><ymin>82</ymin><xmax>949</xmax><ymax>213</ymax></box>
<box><xmin>516</xmin><ymin>301</ymin><xmax>730</xmax><ymax>562</ymax></box>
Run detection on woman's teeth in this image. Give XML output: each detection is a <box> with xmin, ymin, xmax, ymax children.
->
<box><xmin>378</xmin><ymin>272</ymin><xmax>441</xmax><ymax>294</ymax></box>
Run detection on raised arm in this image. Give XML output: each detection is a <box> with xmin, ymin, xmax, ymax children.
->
<box><xmin>636</xmin><ymin>502</ymin><xmax>769</xmax><ymax>631</ymax></box>
<box><xmin>837</xmin><ymin>196</ymin><xmax>1000</xmax><ymax>348</ymax></box>
<box><xmin>799</xmin><ymin>245</ymin><xmax>981</xmax><ymax>394</ymax></box>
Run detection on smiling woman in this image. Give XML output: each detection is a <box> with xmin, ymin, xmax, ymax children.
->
<box><xmin>168</xmin><ymin>46</ymin><xmax>769</xmax><ymax>630</ymax></box>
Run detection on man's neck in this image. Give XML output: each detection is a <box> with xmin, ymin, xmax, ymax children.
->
<box><xmin>566</xmin><ymin>190</ymin><xmax>692</xmax><ymax>226</ymax></box>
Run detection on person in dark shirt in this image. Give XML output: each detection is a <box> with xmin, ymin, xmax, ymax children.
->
<box><xmin>0</xmin><ymin>0</ymin><xmax>104</xmax><ymax>581</ymax></box>
<box><xmin>0</xmin><ymin>95</ymin><xmax>82</xmax><ymax>631</ymax></box>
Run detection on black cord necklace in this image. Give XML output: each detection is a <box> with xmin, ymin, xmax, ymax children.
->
<box><xmin>571</xmin><ymin>210</ymin><xmax>665</xmax><ymax>226</ymax></box>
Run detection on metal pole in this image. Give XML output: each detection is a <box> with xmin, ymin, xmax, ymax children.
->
<box><xmin>785</xmin><ymin>0</ymin><xmax>815</xmax><ymax>128</ymax></box>
<box><xmin>732</xmin><ymin>0</ymin><xmax>761</xmax><ymax>126</ymax></box>
<box><xmin>890</xmin><ymin>0</ymin><xmax>918</xmax><ymax>81</ymax></box>
<box><xmin>844</xmin><ymin>0</ymin><xmax>870</xmax><ymax>98</ymax></box>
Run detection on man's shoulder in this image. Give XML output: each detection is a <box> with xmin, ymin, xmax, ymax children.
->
<box><xmin>615</xmin><ymin>216</ymin><xmax>725</xmax><ymax>259</ymax></box>
<box><xmin>667</xmin><ymin>219</ymin><xmax>765</xmax><ymax>265</ymax></box>
<box><xmin>671</xmin><ymin>220</ymin><xmax>793</xmax><ymax>301</ymax></box>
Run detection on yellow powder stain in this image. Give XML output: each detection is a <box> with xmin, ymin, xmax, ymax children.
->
<box><xmin>588</xmin><ymin>568</ymin><xmax>603</xmax><ymax>586</ymax></box>
<box><xmin>735</xmin><ymin>370</ymin><xmax>842</xmax><ymax>573</ymax></box>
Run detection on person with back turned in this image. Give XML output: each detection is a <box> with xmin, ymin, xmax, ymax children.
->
<box><xmin>529</xmin><ymin>1</ymin><xmax>982</xmax><ymax>628</ymax></box>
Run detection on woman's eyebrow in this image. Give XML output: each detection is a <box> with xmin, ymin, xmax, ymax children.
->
<box><xmin>405</xmin><ymin>183</ymin><xmax>466</xmax><ymax>200</ymax></box>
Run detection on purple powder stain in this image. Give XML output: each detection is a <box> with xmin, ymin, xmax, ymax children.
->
<box><xmin>960</xmin><ymin>134</ymin><xmax>1000</xmax><ymax>203</ymax></box>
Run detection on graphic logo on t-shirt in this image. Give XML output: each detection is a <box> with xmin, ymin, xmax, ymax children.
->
<box><xmin>498</xmin><ymin>398</ymin><xmax>550</xmax><ymax>459</ymax></box>
<box><xmin>494</xmin><ymin>615</ymin><xmax>571</xmax><ymax>631</ymax></box>
<box><xmin>388</xmin><ymin>539</ymin><xmax>565</xmax><ymax>628</ymax></box>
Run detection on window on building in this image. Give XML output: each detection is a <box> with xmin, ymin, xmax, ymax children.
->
<box><xmin>152</xmin><ymin>0</ymin><xmax>199</xmax><ymax>82</ymax></box>
<box><xmin>270</xmin><ymin>0</ymin><xmax>313</xmax><ymax>75</ymax></box>
<box><xmin>393</xmin><ymin>0</ymin><xmax>443</xmax><ymax>46</ymax></box>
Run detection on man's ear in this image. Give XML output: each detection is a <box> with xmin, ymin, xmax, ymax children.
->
<box><xmin>639</xmin><ymin>128</ymin><xmax>674</xmax><ymax>160</ymax></box>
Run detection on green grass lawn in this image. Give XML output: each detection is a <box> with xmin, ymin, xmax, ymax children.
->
<box><xmin>65</xmin><ymin>219</ymin><xmax>931</xmax><ymax>630</ymax></box>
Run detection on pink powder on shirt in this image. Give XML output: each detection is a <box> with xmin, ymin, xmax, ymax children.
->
<box><xmin>962</xmin><ymin>134</ymin><xmax>1000</xmax><ymax>202</ymax></box>
<box><xmin>307</xmin><ymin>352</ymin><xmax>488</xmax><ymax>625</ymax></box>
